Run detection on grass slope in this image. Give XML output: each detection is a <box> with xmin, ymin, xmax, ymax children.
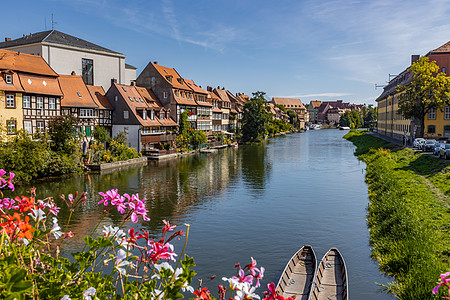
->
<box><xmin>344</xmin><ymin>130</ymin><xmax>450</xmax><ymax>300</ymax></box>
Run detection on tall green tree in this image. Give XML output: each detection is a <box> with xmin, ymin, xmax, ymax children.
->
<box><xmin>48</xmin><ymin>114</ymin><xmax>78</xmax><ymax>154</ymax></box>
<box><xmin>242</xmin><ymin>91</ymin><xmax>271</xmax><ymax>143</ymax></box>
<box><xmin>178</xmin><ymin>110</ymin><xmax>191</xmax><ymax>136</ymax></box>
<box><xmin>397</xmin><ymin>56</ymin><xmax>450</xmax><ymax>137</ymax></box>
<box><xmin>287</xmin><ymin>109</ymin><xmax>297</xmax><ymax>126</ymax></box>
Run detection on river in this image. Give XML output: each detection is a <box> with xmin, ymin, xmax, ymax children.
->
<box><xmin>12</xmin><ymin>129</ymin><xmax>391</xmax><ymax>299</ymax></box>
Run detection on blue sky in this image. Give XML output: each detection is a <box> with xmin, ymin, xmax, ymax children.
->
<box><xmin>4</xmin><ymin>0</ymin><xmax>450</xmax><ymax>105</ymax></box>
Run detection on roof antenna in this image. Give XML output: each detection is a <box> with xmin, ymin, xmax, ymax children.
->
<box><xmin>51</xmin><ymin>13</ymin><xmax>57</xmax><ymax>30</ymax></box>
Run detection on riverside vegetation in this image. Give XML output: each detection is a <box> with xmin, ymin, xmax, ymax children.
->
<box><xmin>0</xmin><ymin>169</ymin><xmax>294</xmax><ymax>300</ymax></box>
<box><xmin>344</xmin><ymin>130</ymin><xmax>450</xmax><ymax>299</ymax></box>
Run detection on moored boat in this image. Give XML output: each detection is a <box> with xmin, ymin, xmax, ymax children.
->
<box><xmin>310</xmin><ymin>247</ymin><xmax>348</xmax><ymax>300</ymax></box>
<box><xmin>276</xmin><ymin>245</ymin><xmax>316</xmax><ymax>300</ymax></box>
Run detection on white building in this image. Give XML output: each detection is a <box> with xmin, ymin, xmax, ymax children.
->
<box><xmin>0</xmin><ymin>30</ymin><xmax>136</xmax><ymax>90</ymax></box>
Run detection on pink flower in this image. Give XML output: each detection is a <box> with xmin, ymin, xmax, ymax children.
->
<box><xmin>99</xmin><ymin>189</ymin><xmax>121</xmax><ymax>206</ymax></box>
<box><xmin>0</xmin><ymin>198</ymin><xmax>16</xmax><ymax>211</ymax></box>
<box><xmin>244</xmin><ymin>257</ymin><xmax>260</xmax><ymax>276</ymax></box>
<box><xmin>433</xmin><ymin>271</ymin><xmax>450</xmax><ymax>295</ymax></box>
<box><xmin>0</xmin><ymin>170</ymin><xmax>15</xmax><ymax>191</ymax></box>
<box><xmin>263</xmin><ymin>282</ymin><xmax>284</xmax><ymax>300</ymax></box>
<box><xmin>232</xmin><ymin>269</ymin><xmax>253</xmax><ymax>285</ymax></box>
<box><xmin>162</xmin><ymin>219</ymin><xmax>176</xmax><ymax>233</ymax></box>
<box><xmin>147</xmin><ymin>240</ymin><xmax>177</xmax><ymax>262</ymax></box>
<box><xmin>255</xmin><ymin>267</ymin><xmax>265</xmax><ymax>288</ymax></box>
<box><xmin>125</xmin><ymin>193</ymin><xmax>149</xmax><ymax>223</ymax></box>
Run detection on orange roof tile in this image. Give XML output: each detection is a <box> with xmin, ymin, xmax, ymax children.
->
<box><xmin>86</xmin><ymin>85</ymin><xmax>112</xmax><ymax>110</ymax></box>
<box><xmin>310</xmin><ymin>100</ymin><xmax>321</xmax><ymax>109</ymax></box>
<box><xmin>184</xmin><ymin>79</ymin><xmax>208</xmax><ymax>94</ymax></box>
<box><xmin>135</xmin><ymin>86</ymin><xmax>160</xmax><ymax>110</ymax></box>
<box><xmin>58</xmin><ymin>75</ymin><xmax>98</xmax><ymax>108</ymax></box>
<box><xmin>214</xmin><ymin>89</ymin><xmax>231</xmax><ymax>102</ymax></box>
<box><xmin>272</xmin><ymin>97</ymin><xmax>305</xmax><ymax>110</ymax></box>
<box><xmin>0</xmin><ymin>72</ymin><xmax>24</xmax><ymax>92</ymax></box>
<box><xmin>0</xmin><ymin>49</ymin><xmax>58</xmax><ymax>76</ymax></box>
<box><xmin>153</xmin><ymin>63</ymin><xmax>192</xmax><ymax>91</ymax></box>
<box><xmin>172</xmin><ymin>88</ymin><xmax>197</xmax><ymax>105</ymax></box>
<box><xmin>19</xmin><ymin>73</ymin><xmax>62</xmax><ymax>96</ymax></box>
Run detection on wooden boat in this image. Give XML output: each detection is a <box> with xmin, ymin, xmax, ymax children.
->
<box><xmin>276</xmin><ymin>245</ymin><xmax>316</xmax><ymax>300</ymax></box>
<box><xmin>310</xmin><ymin>248</ymin><xmax>348</xmax><ymax>300</ymax></box>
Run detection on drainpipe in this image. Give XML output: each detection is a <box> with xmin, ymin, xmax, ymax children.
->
<box><xmin>138</xmin><ymin>127</ymin><xmax>141</xmax><ymax>153</ymax></box>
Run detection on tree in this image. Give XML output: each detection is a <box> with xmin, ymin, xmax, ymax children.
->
<box><xmin>241</xmin><ymin>91</ymin><xmax>271</xmax><ymax>143</ymax></box>
<box><xmin>93</xmin><ymin>126</ymin><xmax>110</xmax><ymax>143</ymax></box>
<box><xmin>397</xmin><ymin>56</ymin><xmax>450</xmax><ymax>137</ymax></box>
<box><xmin>48</xmin><ymin>114</ymin><xmax>78</xmax><ymax>154</ymax></box>
<box><xmin>287</xmin><ymin>109</ymin><xmax>297</xmax><ymax>127</ymax></box>
<box><xmin>189</xmin><ymin>130</ymin><xmax>207</xmax><ymax>149</ymax></box>
<box><xmin>178</xmin><ymin>110</ymin><xmax>191</xmax><ymax>136</ymax></box>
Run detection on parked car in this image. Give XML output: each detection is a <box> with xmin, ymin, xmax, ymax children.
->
<box><xmin>423</xmin><ymin>139</ymin><xmax>437</xmax><ymax>152</ymax></box>
<box><xmin>413</xmin><ymin>138</ymin><xmax>425</xmax><ymax>148</ymax></box>
<box><xmin>434</xmin><ymin>143</ymin><xmax>443</xmax><ymax>156</ymax></box>
<box><xmin>439</xmin><ymin>143</ymin><xmax>450</xmax><ymax>159</ymax></box>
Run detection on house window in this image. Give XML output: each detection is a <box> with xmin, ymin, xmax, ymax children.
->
<box><xmin>80</xmin><ymin>109</ymin><xmax>94</xmax><ymax>117</ymax></box>
<box><xmin>37</xmin><ymin>97</ymin><xmax>43</xmax><ymax>109</ymax></box>
<box><xmin>104</xmin><ymin>110</ymin><xmax>110</xmax><ymax>118</ymax></box>
<box><xmin>82</xmin><ymin>58</ymin><xmax>94</xmax><ymax>85</ymax></box>
<box><xmin>151</xmin><ymin>110</ymin><xmax>155</xmax><ymax>120</ymax></box>
<box><xmin>23</xmin><ymin>95</ymin><xmax>31</xmax><ymax>108</ymax></box>
<box><xmin>6</xmin><ymin>120</ymin><xmax>16</xmax><ymax>134</ymax></box>
<box><xmin>23</xmin><ymin>121</ymin><xmax>32</xmax><ymax>134</ymax></box>
<box><xmin>36</xmin><ymin>121</ymin><xmax>45</xmax><ymax>132</ymax></box>
<box><xmin>115</xmin><ymin>95</ymin><xmax>118</xmax><ymax>101</ymax></box>
<box><xmin>428</xmin><ymin>125</ymin><xmax>436</xmax><ymax>134</ymax></box>
<box><xmin>143</xmin><ymin>110</ymin><xmax>147</xmax><ymax>120</ymax></box>
<box><xmin>129</xmin><ymin>97</ymin><xmax>133</xmax><ymax>102</ymax></box>
<box><xmin>443</xmin><ymin>67</ymin><xmax>446</xmax><ymax>74</ymax></box>
<box><xmin>428</xmin><ymin>108</ymin><xmax>436</xmax><ymax>120</ymax></box>
<box><xmin>5</xmin><ymin>74</ymin><xmax>12</xmax><ymax>84</ymax></box>
<box><xmin>163</xmin><ymin>92</ymin><xmax>168</xmax><ymax>99</ymax></box>
<box><xmin>49</xmin><ymin>98</ymin><xmax>56</xmax><ymax>110</ymax></box>
<box><xmin>445</xmin><ymin>106</ymin><xmax>450</xmax><ymax>120</ymax></box>
<box><xmin>6</xmin><ymin>94</ymin><xmax>15</xmax><ymax>108</ymax></box>
<box><xmin>160</xmin><ymin>112</ymin><xmax>164</xmax><ymax>120</ymax></box>
<box><xmin>124</xmin><ymin>110</ymin><xmax>129</xmax><ymax>119</ymax></box>
<box><xmin>151</xmin><ymin>77</ymin><xmax>156</xmax><ymax>84</ymax></box>
<box><xmin>85</xmin><ymin>126</ymin><xmax>92</xmax><ymax>137</ymax></box>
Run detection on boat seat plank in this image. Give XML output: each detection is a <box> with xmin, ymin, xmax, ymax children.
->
<box><xmin>283</xmin><ymin>273</ymin><xmax>314</xmax><ymax>295</ymax></box>
<box><xmin>314</xmin><ymin>284</ymin><xmax>345</xmax><ymax>300</ymax></box>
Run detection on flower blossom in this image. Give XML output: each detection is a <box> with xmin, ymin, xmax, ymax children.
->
<box><xmin>433</xmin><ymin>271</ymin><xmax>450</xmax><ymax>296</ymax></box>
<box><xmin>82</xmin><ymin>287</ymin><xmax>97</xmax><ymax>300</ymax></box>
<box><xmin>124</xmin><ymin>193</ymin><xmax>150</xmax><ymax>223</ymax></box>
<box><xmin>162</xmin><ymin>219</ymin><xmax>176</xmax><ymax>233</ymax></box>
<box><xmin>193</xmin><ymin>287</ymin><xmax>212</xmax><ymax>300</ymax></box>
<box><xmin>115</xmin><ymin>249</ymin><xmax>130</xmax><ymax>275</ymax></box>
<box><xmin>0</xmin><ymin>170</ymin><xmax>15</xmax><ymax>191</ymax></box>
<box><xmin>50</xmin><ymin>217</ymin><xmax>62</xmax><ymax>239</ymax></box>
<box><xmin>148</xmin><ymin>240</ymin><xmax>177</xmax><ymax>262</ymax></box>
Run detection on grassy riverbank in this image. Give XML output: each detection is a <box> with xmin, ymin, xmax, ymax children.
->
<box><xmin>344</xmin><ymin>130</ymin><xmax>450</xmax><ymax>299</ymax></box>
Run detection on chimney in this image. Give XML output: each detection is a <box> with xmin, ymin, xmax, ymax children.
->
<box><xmin>207</xmin><ymin>86</ymin><xmax>212</xmax><ymax>92</ymax></box>
<box><xmin>71</xmin><ymin>71</ymin><xmax>76</xmax><ymax>75</ymax></box>
<box><xmin>411</xmin><ymin>55</ymin><xmax>420</xmax><ymax>64</ymax></box>
<box><xmin>153</xmin><ymin>61</ymin><xmax>158</xmax><ymax>65</ymax></box>
<box><xmin>130</xmin><ymin>81</ymin><xmax>136</xmax><ymax>86</ymax></box>
<box><xmin>111</xmin><ymin>78</ymin><xmax>117</xmax><ymax>86</ymax></box>
<box><xmin>4</xmin><ymin>37</ymin><xmax>10</xmax><ymax>42</ymax></box>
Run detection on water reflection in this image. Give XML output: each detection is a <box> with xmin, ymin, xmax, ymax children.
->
<box><xmin>8</xmin><ymin>130</ymin><xmax>391</xmax><ymax>299</ymax></box>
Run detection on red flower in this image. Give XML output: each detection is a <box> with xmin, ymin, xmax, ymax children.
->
<box><xmin>193</xmin><ymin>287</ymin><xmax>212</xmax><ymax>300</ymax></box>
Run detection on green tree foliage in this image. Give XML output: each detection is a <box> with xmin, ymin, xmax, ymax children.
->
<box><xmin>287</xmin><ymin>109</ymin><xmax>297</xmax><ymax>126</ymax></box>
<box><xmin>48</xmin><ymin>114</ymin><xmax>78</xmax><ymax>154</ymax></box>
<box><xmin>178</xmin><ymin>110</ymin><xmax>191</xmax><ymax>136</ymax></box>
<box><xmin>189</xmin><ymin>129</ymin><xmax>207</xmax><ymax>149</ymax></box>
<box><xmin>397</xmin><ymin>56</ymin><xmax>450</xmax><ymax>137</ymax></box>
<box><xmin>242</xmin><ymin>91</ymin><xmax>271</xmax><ymax>143</ymax></box>
<box><xmin>93</xmin><ymin>126</ymin><xmax>110</xmax><ymax>143</ymax></box>
<box><xmin>339</xmin><ymin>110</ymin><xmax>362</xmax><ymax>128</ymax></box>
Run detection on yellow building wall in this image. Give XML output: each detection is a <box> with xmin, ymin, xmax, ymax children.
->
<box><xmin>377</xmin><ymin>93</ymin><xmax>411</xmax><ymax>138</ymax></box>
<box><xmin>0</xmin><ymin>91</ymin><xmax>23</xmax><ymax>140</ymax></box>
<box><xmin>424</xmin><ymin>106</ymin><xmax>450</xmax><ymax>139</ymax></box>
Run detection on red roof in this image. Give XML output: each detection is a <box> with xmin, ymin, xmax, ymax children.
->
<box><xmin>20</xmin><ymin>73</ymin><xmax>62</xmax><ymax>96</ymax></box>
<box><xmin>0</xmin><ymin>72</ymin><xmax>24</xmax><ymax>92</ymax></box>
<box><xmin>152</xmin><ymin>63</ymin><xmax>192</xmax><ymax>91</ymax></box>
<box><xmin>0</xmin><ymin>49</ymin><xmax>58</xmax><ymax>76</ymax></box>
<box><xmin>86</xmin><ymin>85</ymin><xmax>112</xmax><ymax>110</ymax></box>
<box><xmin>58</xmin><ymin>75</ymin><xmax>97</xmax><ymax>108</ymax></box>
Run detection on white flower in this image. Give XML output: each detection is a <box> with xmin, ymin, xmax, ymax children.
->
<box><xmin>181</xmin><ymin>281</ymin><xmax>194</xmax><ymax>293</ymax></box>
<box><xmin>115</xmin><ymin>249</ymin><xmax>130</xmax><ymax>275</ymax></box>
<box><xmin>82</xmin><ymin>287</ymin><xmax>96</xmax><ymax>300</ymax></box>
<box><xmin>28</xmin><ymin>208</ymin><xmax>45</xmax><ymax>221</ymax></box>
<box><xmin>61</xmin><ymin>295</ymin><xmax>71</xmax><ymax>300</ymax></box>
<box><xmin>152</xmin><ymin>289</ymin><xmax>165</xmax><ymax>299</ymax></box>
<box><xmin>22</xmin><ymin>238</ymin><xmax>29</xmax><ymax>246</ymax></box>
<box><xmin>102</xmin><ymin>225</ymin><xmax>125</xmax><ymax>242</ymax></box>
<box><xmin>51</xmin><ymin>217</ymin><xmax>62</xmax><ymax>239</ymax></box>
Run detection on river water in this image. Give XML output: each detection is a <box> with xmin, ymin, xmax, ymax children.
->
<box><xmin>13</xmin><ymin>129</ymin><xmax>391</xmax><ymax>299</ymax></box>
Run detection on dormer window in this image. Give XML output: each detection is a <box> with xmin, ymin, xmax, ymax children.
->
<box><xmin>151</xmin><ymin>110</ymin><xmax>155</xmax><ymax>120</ymax></box>
<box><xmin>5</xmin><ymin>74</ymin><xmax>12</xmax><ymax>84</ymax></box>
<box><xmin>166</xmin><ymin>75</ymin><xmax>172</xmax><ymax>82</ymax></box>
<box><xmin>134</xmin><ymin>97</ymin><xmax>137</xmax><ymax>102</ymax></box>
<box><xmin>129</xmin><ymin>97</ymin><xmax>133</xmax><ymax>102</ymax></box>
<box><xmin>77</xmin><ymin>92</ymin><xmax>82</xmax><ymax>98</ymax></box>
<box><xmin>177</xmin><ymin>78</ymin><xmax>183</xmax><ymax>84</ymax></box>
<box><xmin>160</xmin><ymin>112</ymin><xmax>164</xmax><ymax>120</ymax></box>
<box><xmin>139</xmin><ymin>98</ymin><xmax>143</xmax><ymax>103</ymax></box>
<box><xmin>143</xmin><ymin>109</ymin><xmax>147</xmax><ymax>120</ymax></box>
